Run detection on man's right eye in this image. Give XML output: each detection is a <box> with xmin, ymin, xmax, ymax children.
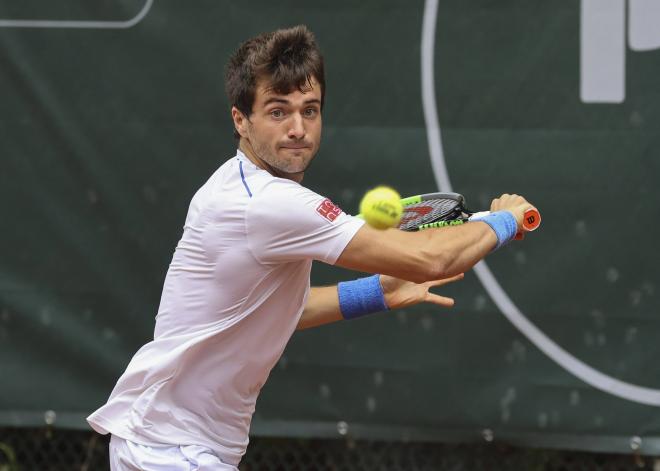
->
<box><xmin>270</xmin><ymin>109</ymin><xmax>284</xmax><ymax>118</ymax></box>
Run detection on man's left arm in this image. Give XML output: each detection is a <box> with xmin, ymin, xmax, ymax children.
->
<box><xmin>296</xmin><ymin>273</ymin><xmax>464</xmax><ymax>330</ymax></box>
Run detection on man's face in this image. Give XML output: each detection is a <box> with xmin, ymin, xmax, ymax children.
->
<box><xmin>233</xmin><ymin>77</ymin><xmax>322</xmax><ymax>182</ymax></box>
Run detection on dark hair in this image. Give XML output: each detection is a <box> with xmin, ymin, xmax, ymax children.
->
<box><xmin>224</xmin><ymin>25</ymin><xmax>325</xmax><ymax>138</ymax></box>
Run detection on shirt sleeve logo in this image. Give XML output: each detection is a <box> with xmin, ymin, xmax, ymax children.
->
<box><xmin>316</xmin><ymin>198</ymin><xmax>343</xmax><ymax>222</ymax></box>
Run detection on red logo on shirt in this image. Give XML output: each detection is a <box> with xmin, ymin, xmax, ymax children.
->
<box><xmin>316</xmin><ymin>199</ymin><xmax>343</xmax><ymax>222</ymax></box>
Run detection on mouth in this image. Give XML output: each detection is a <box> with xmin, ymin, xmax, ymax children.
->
<box><xmin>280</xmin><ymin>143</ymin><xmax>310</xmax><ymax>150</ymax></box>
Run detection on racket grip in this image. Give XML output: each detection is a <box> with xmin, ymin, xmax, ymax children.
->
<box><xmin>514</xmin><ymin>208</ymin><xmax>541</xmax><ymax>240</ymax></box>
<box><xmin>470</xmin><ymin>209</ymin><xmax>541</xmax><ymax>240</ymax></box>
<box><xmin>521</xmin><ymin>208</ymin><xmax>541</xmax><ymax>231</ymax></box>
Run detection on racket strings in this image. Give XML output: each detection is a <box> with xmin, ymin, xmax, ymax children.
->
<box><xmin>398</xmin><ymin>198</ymin><xmax>466</xmax><ymax>231</ymax></box>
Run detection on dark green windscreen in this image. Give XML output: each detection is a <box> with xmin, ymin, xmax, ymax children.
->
<box><xmin>1</xmin><ymin>0</ymin><xmax>659</xmax><ymax>455</ymax></box>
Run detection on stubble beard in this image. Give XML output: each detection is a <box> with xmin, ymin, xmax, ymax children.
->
<box><xmin>250</xmin><ymin>138</ymin><xmax>316</xmax><ymax>177</ymax></box>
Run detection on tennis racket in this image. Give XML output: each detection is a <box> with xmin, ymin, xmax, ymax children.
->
<box><xmin>395</xmin><ymin>192</ymin><xmax>540</xmax><ymax>236</ymax></box>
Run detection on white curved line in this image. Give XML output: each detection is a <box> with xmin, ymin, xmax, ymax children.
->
<box><xmin>421</xmin><ymin>0</ymin><xmax>452</xmax><ymax>193</ymax></box>
<box><xmin>0</xmin><ymin>0</ymin><xmax>153</xmax><ymax>29</ymax></box>
<box><xmin>421</xmin><ymin>0</ymin><xmax>660</xmax><ymax>406</ymax></box>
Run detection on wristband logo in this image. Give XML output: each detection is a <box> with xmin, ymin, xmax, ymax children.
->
<box><xmin>316</xmin><ymin>199</ymin><xmax>343</xmax><ymax>222</ymax></box>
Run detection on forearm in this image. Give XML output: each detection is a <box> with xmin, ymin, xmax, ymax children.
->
<box><xmin>296</xmin><ymin>286</ymin><xmax>343</xmax><ymax>330</ymax></box>
<box><xmin>336</xmin><ymin>221</ymin><xmax>498</xmax><ymax>284</ymax></box>
<box><xmin>420</xmin><ymin>221</ymin><xmax>498</xmax><ymax>278</ymax></box>
<box><xmin>297</xmin><ymin>271</ymin><xmax>462</xmax><ymax>331</ymax></box>
<box><xmin>297</xmin><ymin>274</ymin><xmax>390</xmax><ymax>330</ymax></box>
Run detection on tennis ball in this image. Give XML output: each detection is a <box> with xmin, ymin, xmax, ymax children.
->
<box><xmin>359</xmin><ymin>186</ymin><xmax>403</xmax><ymax>230</ymax></box>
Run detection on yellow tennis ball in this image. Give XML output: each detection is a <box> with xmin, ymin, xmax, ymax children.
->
<box><xmin>359</xmin><ymin>186</ymin><xmax>403</xmax><ymax>230</ymax></box>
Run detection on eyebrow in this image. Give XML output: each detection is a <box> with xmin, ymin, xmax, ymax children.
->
<box><xmin>263</xmin><ymin>97</ymin><xmax>321</xmax><ymax>107</ymax></box>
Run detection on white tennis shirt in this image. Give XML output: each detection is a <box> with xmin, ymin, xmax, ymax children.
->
<box><xmin>87</xmin><ymin>150</ymin><xmax>364</xmax><ymax>466</ymax></box>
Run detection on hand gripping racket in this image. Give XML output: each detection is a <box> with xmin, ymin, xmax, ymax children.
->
<box><xmin>395</xmin><ymin>192</ymin><xmax>541</xmax><ymax>236</ymax></box>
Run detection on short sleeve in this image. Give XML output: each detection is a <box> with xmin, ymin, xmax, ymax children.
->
<box><xmin>246</xmin><ymin>182</ymin><xmax>364</xmax><ymax>264</ymax></box>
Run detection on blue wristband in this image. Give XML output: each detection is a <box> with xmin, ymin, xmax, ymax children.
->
<box><xmin>472</xmin><ymin>211</ymin><xmax>517</xmax><ymax>250</ymax></box>
<box><xmin>337</xmin><ymin>275</ymin><xmax>389</xmax><ymax>320</ymax></box>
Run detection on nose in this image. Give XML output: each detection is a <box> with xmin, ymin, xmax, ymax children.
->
<box><xmin>287</xmin><ymin>113</ymin><xmax>305</xmax><ymax>139</ymax></box>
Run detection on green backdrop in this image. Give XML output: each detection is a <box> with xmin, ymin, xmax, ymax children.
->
<box><xmin>1</xmin><ymin>0</ymin><xmax>659</xmax><ymax>455</ymax></box>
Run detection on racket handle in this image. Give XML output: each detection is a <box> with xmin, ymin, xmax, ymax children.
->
<box><xmin>470</xmin><ymin>208</ymin><xmax>541</xmax><ymax>240</ymax></box>
<box><xmin>522</xmin><ymin>208</ymin><xmax>541</xmax><ymax>232</ymax></box>
<box><xmin>514</xmin><ymin>208</ymin><xmax>541</xmax><ymax>240</ymax></box>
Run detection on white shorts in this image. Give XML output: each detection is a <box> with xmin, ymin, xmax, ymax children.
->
<box><xmin>109</xmin><ymin>435</ymin><xmax>238</xmax><ymax>471</ymax></box>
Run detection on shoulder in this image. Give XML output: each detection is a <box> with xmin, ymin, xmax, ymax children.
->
<box><xmin>249</xmin><ymin>178</ymin><xmax>331</xmax><ymax>215</ymax></box>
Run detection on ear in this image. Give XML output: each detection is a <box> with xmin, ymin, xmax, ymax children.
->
<box><xmin>231</xmin><ymin>106</ymin><xmax>249</xmax><ymax>138</ymax></box>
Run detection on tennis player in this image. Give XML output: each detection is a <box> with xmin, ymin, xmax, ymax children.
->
<box><xmin>87</xmin><ymin>25</ymin><xmax>535</xmax><ymax>470</ymax></box>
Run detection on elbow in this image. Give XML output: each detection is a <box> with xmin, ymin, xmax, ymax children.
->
<box><xmin>295</xmin><ymin>318</ymin><xmax>311</xmax><ymax>331</ymax></box>
<box><xmin>296</xmin><ymin>322</ymin><xmax>311</xmax><ymax>331</ymax></box>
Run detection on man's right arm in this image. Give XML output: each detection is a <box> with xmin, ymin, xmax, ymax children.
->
<box><xmin>335</xmin><ymin>193</ymin><xmax>533</xmax><ymax>283</ymax></box>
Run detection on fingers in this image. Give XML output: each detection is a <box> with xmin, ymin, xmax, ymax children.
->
<box><xmin>424</xmin><ymin>273</ymin><xmax>464</xmax><ymax>288</ymax></box>
<box><xmin>423</xmin><ymin>274</ymin><xmax>462</xmax><ymax>308</ymax></box>
<box><xmin>490</xmin><ymin>193</ymin><xmax>536</xmax><ymax>230</ymax></box>
<box><xmin>490</xmin><ymin>193</ymin><xmax>529</xmax><ymax>211</ymax></box>
<box><xmin>425</xmin><ymin>293</ymin><xmax>455</xmax><ymax>307</ymax></box>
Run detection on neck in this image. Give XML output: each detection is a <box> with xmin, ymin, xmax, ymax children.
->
<box><xmin>238</xmin><ymin>139</ymin><xmax>304</xmax><ymax>183</ymax></box>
